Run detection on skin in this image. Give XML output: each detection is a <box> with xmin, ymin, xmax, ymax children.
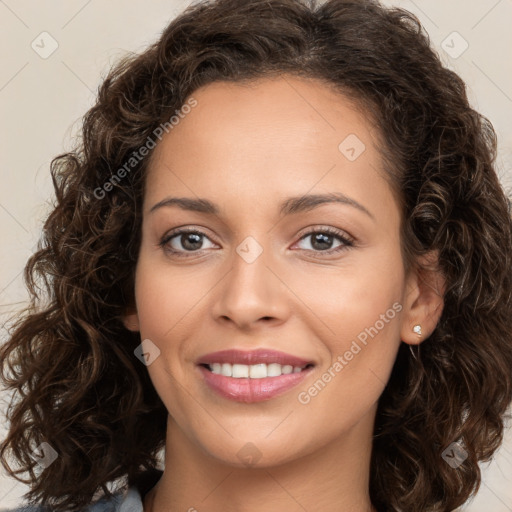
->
<box><xmin>123</xmin><ymin>75</ymin><xmax>445</xmax><ymax>512</ymax></box>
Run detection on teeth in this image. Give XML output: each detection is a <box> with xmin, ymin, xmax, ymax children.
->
<box><xmin>221</xmin><ymin>363</ymin><xmax>232</xmax><ymax>376</ymax></box>
<box><xmin>207</xmin><ymin>362</ymin><xmax>307</xmax><ymax>378</ymax></box>
<box><xmin>233</xmin><ymin>364</ymin><xmax>249</xmax><ymax>378</ymax></box>
<box><xmin>249</xmin><ymin>363</ymin><xmax>266</xmax><ymax>378</ymax></box>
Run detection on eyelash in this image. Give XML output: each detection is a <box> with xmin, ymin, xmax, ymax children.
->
<box><xmin>158</xmin><ymin>226</ymin><xmax>355</xmax><ymax>258</ymax></box>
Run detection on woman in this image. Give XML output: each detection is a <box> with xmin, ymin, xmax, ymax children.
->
<box><xmin>1</xmin><ymin>0</ymin><xmax>511</xmax><ymax>511</ymax></box>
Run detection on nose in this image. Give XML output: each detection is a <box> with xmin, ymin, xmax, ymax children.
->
<box><xmin>211</xmin><ymin>241</ymin><xmax>290</xmax><ymax>331</ymax></box>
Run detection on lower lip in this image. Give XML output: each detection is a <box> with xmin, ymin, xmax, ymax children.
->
<box><xmin>197</xmin><ymin>365</ymin><xmax>314</xmax><ymax>403</ymax></box>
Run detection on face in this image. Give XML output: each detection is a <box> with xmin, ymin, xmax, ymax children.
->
<box><xmin>124</xmin><ymin>75</ymin><xmax>426</xmax><ymax>468</ymax></box>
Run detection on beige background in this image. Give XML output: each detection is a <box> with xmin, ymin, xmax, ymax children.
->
<box><xmin>1</xmin><ymin>0</ymin><xmax>511</xmax><ymax>509</ymax></box>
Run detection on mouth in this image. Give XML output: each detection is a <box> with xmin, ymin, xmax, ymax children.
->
<box><xmin>195</xmin><ymin>349</ymin><xmax>316</xmax><ymax>403</ymax></box>
<box><xmin>198</xmin><ymin>362</ymin><xmax>315</xmax><ymax>378</ymax></box>
<box><xmin>196</xmin><ymin>348</ymin><xmax>315</xmax><ymax>368</ymax></box>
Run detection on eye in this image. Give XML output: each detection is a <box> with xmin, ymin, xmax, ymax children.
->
<box><xmin>159</xmin><ymin>229</ymin><xmax>217</xmax><ymax>256</ymax></box>
<box><xmin>159</xmin><ymin>226</ymin><xmax>355</xmax><ymax>258</ymax></box>
<box><xmin>293</xmin><ymin>227</ymin><xmax>354</xmax><ymax>255</ymax></box>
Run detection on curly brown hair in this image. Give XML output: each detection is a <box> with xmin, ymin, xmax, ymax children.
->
<box><xmin>1</xmin><ymin>0</ymin><xmax>511</xmax><ymax>510</ymax></box>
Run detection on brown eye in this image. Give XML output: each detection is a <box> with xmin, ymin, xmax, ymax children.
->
<box><xmin>294</xmin><ymin>227</ymin><xmax>354</xmax><ymax>255</ymax></box>
<box><xmin>159</xmin><ymin>229</ymin><xmax>217</xmax><ymax>256</ymax></box>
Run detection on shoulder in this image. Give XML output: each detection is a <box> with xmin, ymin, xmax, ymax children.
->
<box><xmin>0</xmin><ymin>486</ymin><xmax>143</xmax><ymax>512</ymax></box>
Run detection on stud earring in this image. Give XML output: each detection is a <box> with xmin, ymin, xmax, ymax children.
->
<box><xmin>413</xmin><ymin>324</ymin><xmax>422</xmax><ymax>336</ymax></box>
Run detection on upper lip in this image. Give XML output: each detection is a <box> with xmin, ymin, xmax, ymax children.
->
<box><xmin>196</xmin><ymin>349</ymin><xmax>315</xmax><ymax>367</ymax></box>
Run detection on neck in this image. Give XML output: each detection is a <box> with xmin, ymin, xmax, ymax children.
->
<box><xmin>145</xmin><ymin>408</ymin><xmax>378</xmax><ymax>512</ymax></box>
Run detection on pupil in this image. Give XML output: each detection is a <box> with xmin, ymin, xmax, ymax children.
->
<box><xmin>182</xmin><ymin>233</ymin><xmax>202</xmax><ymax>250</ymax></box>
<box><xmin>312</xmin><ymin>233</ymin><xmax>333</xmax><ymax>251</ymax></box>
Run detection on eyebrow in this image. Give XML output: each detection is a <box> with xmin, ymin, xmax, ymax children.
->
<box><xmin>149</xmin><ymin>192</ymin><xmax>374</xmax><ymax>220</ymax></box>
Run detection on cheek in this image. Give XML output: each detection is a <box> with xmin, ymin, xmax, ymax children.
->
<box><xmin>289</xmin><ymin>251</ymin><xmax>404</xmax><ymax>347</ymax></box>
<box><xmin>132</xmin><ymin>261</ymin><xmax>198</xmax><ymax>419</ymax></box>
<box><xmin>289</xmin><ymin>251</ymin><xmax>404</xmax><ymax>407</ymax></box>
<box><xmin>133</xmin><ymin>259</ymin><xmax>203</xmax><ymax>339</ymax></box>
<box><xmin>293</xmin><ymin>300</ymin><xmax>402</xmax><ymax>441</ymax></box>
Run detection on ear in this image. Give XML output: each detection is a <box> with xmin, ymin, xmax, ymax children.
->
<box><xmin>122</xmin><ymin>306</ymin><xmax>140</xmax><ymax>332</ymax></box>
<box><xmin>400</xmin><ymin>250</ymin><xmax>445</xmax><ymax>345</ymax></box>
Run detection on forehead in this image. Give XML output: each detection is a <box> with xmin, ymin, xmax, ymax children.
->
<box><xmin>166</xmin><ymin>75</ymin><xmax>376</xmax><ymax>156</ymax></box>
<box><xmin>144</xmin><ymin>75</ymin><xmax>397</xmax><ymax>225</ymax></box>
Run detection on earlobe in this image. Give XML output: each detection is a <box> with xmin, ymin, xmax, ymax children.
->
<box><xmin>401</xmin><ymin>250</ymin><xmax>445</xmax><ymax>345</ymax></box>
<box><xmin>122</xmin><ymin>307</ymin><xmax>140</xmax><ymax>332</ymax></box>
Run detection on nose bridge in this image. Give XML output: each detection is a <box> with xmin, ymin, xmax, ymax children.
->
<box><xmin>213</xmin><ymin>233</ymin><xmax>288</xmax><ymax>327</ymax></box>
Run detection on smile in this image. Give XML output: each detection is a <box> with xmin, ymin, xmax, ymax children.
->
<box><xmin>197</xmin><ymin>363</ymin><xmax>315</xmax><ymax>403</ymax></box>
<box><xmin>203</xmin><ymin>362</ymin><xmax>312</xmax><ymax>378</ymax></box>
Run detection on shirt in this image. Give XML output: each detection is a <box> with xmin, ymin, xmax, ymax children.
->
<box><xmin>0</xmin><ymin>488</ymin><xmax>140</xmax><ymax>512</ymax></box>
<box><xmin>0</xmin><ymin>469</ymin><xmax>163</xmax><ymax>512</ymax></box>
